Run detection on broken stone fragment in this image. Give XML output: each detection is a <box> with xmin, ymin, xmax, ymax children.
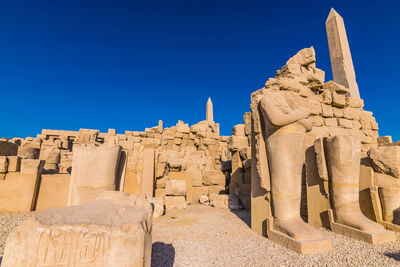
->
<box><xmin>148</xmin><ymin>197</ymin><xmax>164</xmax><ymax>218</ymax></box>
<box><xmin>323</xmin><ymin>80</ymin><xmax>350</xmax><ymax>94</ymax></box>
<box><xmin>368</xmin><ymin>146</ymin><xmax>400</xmax><ymax>178</ymax></box>
<box><xmin>202</xmin><ymin>170</ymin><xmax>226</xmax><ymax>186</ymax></box>
<box><xmin>285</xmin><ymin>46</ymin><xmax>316</xmax><ymax>66</ymax></box>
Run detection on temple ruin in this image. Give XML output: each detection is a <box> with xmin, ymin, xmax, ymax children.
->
<box><xmin>1</xmin><ymin>7</ymin><xmax>400</xmax><ymax>266</ymax></box>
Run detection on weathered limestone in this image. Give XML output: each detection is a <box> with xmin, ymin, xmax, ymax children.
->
<box><xmin>141</xmin><ymin>148</ymin><xmax>155</xmax><ymax>198</ymax></box>
<box><xmin>68</xmin><ymin>145</ymin><xmax>121</xmax><ymax>206</ymax></box>
<box><xmin>20</xmin><ymin>159</ymin><xmax>44</xmax><ymax>174</ymax></box>
<box><xmin>206</xmin><ymin>97</ymin><xmax>213</xmax><ymax>122</ymax></box>
<box><xmin>368</xmin><ymin>146</ymin><xmax>400</xmax><ymax>178</ymax></box>
<box><xmin>324</xmin><ymin>135</ymin><xmax>395</xmax><ymax>244</ymax></box>
<box><xmin>2</xmin><ymin>191</ymin><xmax>153</xmax><ymax>267</ymax></box>
<box><xmin>326</xmin><ymin>8</ymin><xmax>360</xmax><ymax>99</ymax></box>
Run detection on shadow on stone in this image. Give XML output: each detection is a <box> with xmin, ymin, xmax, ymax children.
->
<box><xmin>384</xmin><ymin>252</ymin><xmax>400</xmax><ymax>262</ymax></box>
<box><xmin>151</xmin><ymin>242</ymin><xmax>175</xmax><ymax>267</ymax></box>
<box><xmin>230</xmin><ymin>209</ymin><xmax>251</xmax><ymax>228</ymax></box>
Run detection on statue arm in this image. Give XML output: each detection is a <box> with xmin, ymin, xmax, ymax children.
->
<box><xmin>260</xmin><ymin>96</ymin><xmax>308</xmax><ymax>127</ymax></box>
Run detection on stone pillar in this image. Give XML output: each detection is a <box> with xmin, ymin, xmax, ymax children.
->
<box><xmin>206</xmin><ymin>97</ymin><xmax>214</xmax><ymax>122</ymax></box>
<box><xmin>326</xmin><ymin>8</ymin><xmax>361</xmax><ymax>99</ymax></box>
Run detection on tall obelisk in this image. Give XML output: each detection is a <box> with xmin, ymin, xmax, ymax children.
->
<box><xmin>206</xmin><ymin>97</ymin><xmax>213</xmax><ymax>122</ymax></box>
<box><xmin>326</xmin><ymin>8</ymin><xmax>361</xmax><ymax>99</ymax></box>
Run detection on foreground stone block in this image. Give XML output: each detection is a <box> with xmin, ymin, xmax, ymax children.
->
<box><xmin>2</xmin><ymin>191</ymin><xmax>153</xmax><ymax>267</ymax></box>
<box><xmin>165</xmin><ymin>196</ymin><xmax>186</xmax><ymax>211</ymax></box>
<box><xmin>202</xmin><ymin>170</ymin><xmax>226</xmax><ymax>186</ymax></box>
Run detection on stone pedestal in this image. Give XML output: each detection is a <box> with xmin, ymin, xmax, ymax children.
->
<box><xmin>327</xmin><ymin>209</ymin><xmax>395</xmax><ymax>244</ymax></box>
<box><xmin>266</xmin><ymin>217</ymin><xmax>331</xmax><ymax>255</ymax></box>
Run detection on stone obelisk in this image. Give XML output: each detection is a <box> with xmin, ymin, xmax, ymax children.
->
<box><xmin>206</xmin><ymin>97</ymin><xmax>213</xmax><ymax>122</ymax></box>
<box><xmin>326</xmin><ymin>8</ymin><xmax>361</xmax><ymax>99</ymax></box>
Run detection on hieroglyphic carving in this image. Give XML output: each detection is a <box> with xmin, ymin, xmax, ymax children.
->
<box><xmin>35</xmin><ymin>226</ymin><xmax>110</xmax><ymax>267</ymax></box>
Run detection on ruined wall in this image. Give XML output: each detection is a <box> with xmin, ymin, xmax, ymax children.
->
<box><xmin>0</xmin><ymin>118</ymin><xmax>234</xmax><ymax>212</ymax></box>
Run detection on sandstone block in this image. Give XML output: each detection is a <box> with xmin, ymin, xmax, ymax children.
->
<box><xmin>202</xmin><ymin>170</ymin><xmax>226</xmax><ymax>186</ymax></box>
<box><xmin>68</xmin><ymin>145</ymin><xmax>121</xmax><ymax>206</ymax></box>
<box><xmin>7</xmin><ymin>156</ymin><xmax>20</xmax><ymax>172</ymax></box>
<box><xmin>338</xmin><ymin>118</ymin><xmax>353</xmax><ymax>129</ymax></box>
<box><xmin>199</xmin><ymin>194</ymin><xmax>209</xmax><ymax>204</ymax></box>
<box><xmin>308</xmin><ymin>99</ymin><xmax>322</xmax><ymax>115</ymax></box>
<box><xmin>243</xmin><ymin>112</ymin><xmax>252</xmax><ymax>136</ymax></box>
<box><xmin>165</xmin><ymin>196</ymin><xmax>186</xmax><ymax>211</ymax></box>
<box><xmin>368</xmin><ymin>146</ymin><xmax>400</xmax><ymax>178</ymax></box>
<box><xmin>333</xmin><ymin>107</ymin><xmax>344</xmax><ymax>118</ymax></box>
<box><xmin>35</xmin><ymin>174</ymin><xmax>70</xmax><ymax>211</ymax></box>
<box><xmin>322</xmin><ymin>90</ymin><xmax>332</xmax><ymax>104</ymax></box>
<box><xmin>321</xmin><ymin>104</ymin><xmax>333</xmax><ymax>118</ymax></box>
<box><xmin>346</xmin><ymin>97</ymin><xmax>364</xmax><ymax>108</ymax></box>
<box><xmin>20</xmin><ymin>159</ymin><xmax>44</xmax><ymax>174</ymax></box>
<box><xmin>324</xmin><ymin>118</ymin><xmax>338</xmax><ymax>128</ymax></box>
<box><xmin>165</xmin><ymin>179</ymin><xmax>186</xmax><ymax>196</ymax></box>
<box><xmin>323</xmin><ymin>80</ymin><xmax>350</xmax><ymax>94</ymax></box>
<box><xmin>331</xmin><ymin>91</ymin><xmax>346</xmax><ymax>107</ymax></box>
<box><xmin>2</xmin><ymin>191</ymin><xmax>153</xmax><ymax>267</ymax></box>
<box><xmin>378</xmin><ymin>136</ymin><xmax>393</xmax><ymax>146</ymax></box>
<box><xmin>149</xmin><ymin>197</ymin><xmax>164</xmax><ymax>218</ymax></box>
<box><xmin>192</xmin><ymin>186</ymin><xmax>209</xmax><ymax>203</ymax></box>
<box><xmin>208</xmin><ymin>185</ymin><xmax>226</xmax><ymax>195</ymax></box>
<box><xmin>309</xmin><ymin>116</ymin><xmax>324</xmax><ymax>127</ymax></box>
<box><xmin>0</xmin><ymin>140</ymin><xmax>18</xmax><ymax>156</ymax></box>
<box><xmin>232</xmin><ymin>124</ymin><xmax>245</xmax><ymax>136</ymax></box>
<box><xmin>155</xmin><ymin>188</ymin><xmax>165</xmax><ymax>198</ymax></box>
<box><xmin>0</xmin><ymin>156</ymin><xmax>8</xmax><ymax>173</ymax></box>
<box><xmin>229</xmin><ymin>136</ymin><xmax>248</xmax><ymax>152</ymax></box>
<box><xmin>209</xmin><ymin>193</ymin><xmax>229</xmax><ymax>209</ymax></box>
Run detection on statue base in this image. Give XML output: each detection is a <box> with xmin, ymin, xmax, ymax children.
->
<box><xmin>266</xmin><ymin>217</ymin><xmax>332</xmax><ymax>254</ymax></box>
<box><xmin>327</xmin><ymin>209</ymin><xmax>396</xmax><ymax>244</ymax></box>
<box><xmin>370</xmin><ymin>186</ymin><xmax>400</xmax><ymax>232</ymax></box>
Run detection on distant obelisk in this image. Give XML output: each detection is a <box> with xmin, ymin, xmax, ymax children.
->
<box><xmin>326</xmin><ymin>8</ymin><xmax>361</xmax><ymax>99</ymax></box>
<box><xmin>206</xmin><ymin>97</ymin><xmax>213</xmax><ymax>122</ymax></box>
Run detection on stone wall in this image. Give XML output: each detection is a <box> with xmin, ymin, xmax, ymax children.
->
<box><xmin>0</xmin><ymin>118</ymin><xmax>233</xmax><ymax>212</ymax></box>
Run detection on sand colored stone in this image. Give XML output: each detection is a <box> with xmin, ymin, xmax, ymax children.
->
<box><xmin>206</xmin><ymin>97</ymin><xmax>213</xmax><ymax>122</ymax></box>
<box><xmin>68</xmin><ymin>145</ymin><xmax>121</xmax><ymax>206</ymax></box>
<box><xmin>2</xmin><ymin>191</ymin><xmax>153</xmax><ymax>267</ymax></box>
<box><xmin>35</xmin><ymin>174</ymin><xmax>71</xmax><ymax>211</ymax></box>
<box><xmin>0</xmin><ymin>173</ymin><xmax>40</xmax><ymax>212</ymax></box>
<box><xmin>324</xmin><ymin>135</ymin><xmax>395</xmax><ymax>244</ymax></box>
<box><xmin>326</xmin><ymin>8</ymin><xmax>360</xmax><ymax>99</ymax></box>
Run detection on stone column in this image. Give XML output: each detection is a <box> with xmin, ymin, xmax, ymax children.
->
<box><xmin>326</xmin><ymin>8</ymin><xmax>361</xmax><ymax>99</ymax></box>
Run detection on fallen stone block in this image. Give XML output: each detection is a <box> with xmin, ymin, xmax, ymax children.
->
<box><xmin>2</xmin><ymin>191</ymin><xmax>153</xmax><ymax>267</ymax></box>
<box><xmin>232</xmin><ymin>124</ymin><xmax>245</xmax><ymax>136</ymax></box>
<box><xmin>199</xmin><ymin>194</ymin><xmax>209</xmax><ymax>204</ymax></box>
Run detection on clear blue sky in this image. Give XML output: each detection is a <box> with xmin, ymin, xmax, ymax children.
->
<box><xmin>1</xmin><ymin>0</ymin><xmax>399</xmax><ymax>140</ymax></box>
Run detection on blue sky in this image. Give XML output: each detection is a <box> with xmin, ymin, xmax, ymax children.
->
<box><xmin>1</xmin><ymin>0</ymin><xmax>399</xmax><ymax>140</ymax></box>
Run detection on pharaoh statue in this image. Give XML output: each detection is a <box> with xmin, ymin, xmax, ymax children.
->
<box><xmin>257</xmin><ymin>87</ymin><xmax>323</xmax><ymax>240</ymax></box>
<box><xmin>323</xmin><ymin>135</ymin><xmax>384</xmax><ymax>232</ymax></box>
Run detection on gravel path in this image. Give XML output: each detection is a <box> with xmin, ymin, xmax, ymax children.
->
<box><xmin>152</xmin><ymin>205</ymin><xmax>400</xmax><ymax>267</ymax></box>
<box><xmin>2</xmin><ymin>207</ymin><xmax>400</xmax><ymax>266</ymax></box>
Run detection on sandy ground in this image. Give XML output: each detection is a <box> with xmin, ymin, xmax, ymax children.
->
<box><xmin>2</xmin><ymin>206</ymin><xmax>400</xmax><ymax>266</ymax></box>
